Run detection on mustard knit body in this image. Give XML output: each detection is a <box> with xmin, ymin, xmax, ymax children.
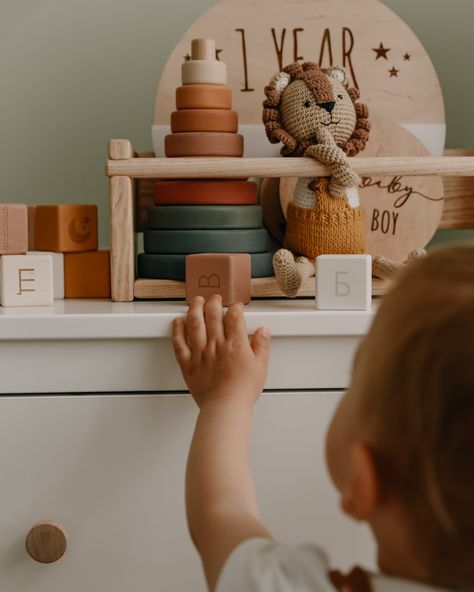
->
<box><xmin>284</xmin><ymin>178</ymin><xmax>366</xmax><ymax>259</ymax></box>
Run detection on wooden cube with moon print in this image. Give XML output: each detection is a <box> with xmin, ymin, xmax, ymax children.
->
<box><xmin>28</xmin><ymin>251</ymin><xmax>64</xmax><ymax>299</ymax></box>
<box><xmin>35</xmin><ymin>204</ymin><xmax>98</xmax><ymax>253</ymax></box>
<box><xmin>316</xmin><ymin>255</ymin><xmax>372</xmax><ymax>311</ymax></box>
<box><xmin>0</xmin><ymin>254</ymin><xmax>53</xmax><ymax>307</ymax></box>
<box><xmin>64</xmin><ymin>250</ymin><xmax>111</xmax><ymax>298</ymax></box>
<box><xmin>27</xmin><ymin>205</ymin><xmax>36</xmax><ymax>250</ymax></box>
<box><xmin>185</xmin><ymin>253</ymin><xmax>251</xmax><ymax>306</ymax></box>
<box><xmin>0</xmin><ymin>203</ymin><xmax>28</xmax><ymax>255</ymax></box>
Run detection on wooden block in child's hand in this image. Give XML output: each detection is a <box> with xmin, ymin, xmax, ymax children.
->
<box><xmin>316</xmin><ymin>255</ymin><xmax>372</xmax><ymax>310</ymax></box>
<box><xmin>28</xmin><ymin>251</ymin><xmax>64</xmax><ymax>299</ymax></box>
<box><xmin>64</xmin><ymin>250</ymin><xmax>110</xmax><ymax>298</ymax></box>
<box><xmin>186</xmin><ymin>253</ymin><xmax>251</xmax><ymax>305</ymax></box>
<box><xmin>0</xmin><ymin>255</ymin><xmax>53</xmax><ymax>307</ymax></box>
<box><xmin>35</xmin><ymin>204</ymin><xmax>98</xmax><ymax>252</ymax></box>
<box><xmin>0</xmin><ymin>203</ymin><xmax>28</xmax><ymax>254</ymax></box>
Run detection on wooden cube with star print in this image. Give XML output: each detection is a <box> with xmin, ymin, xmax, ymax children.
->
<box><xmin>35</xmin><ymin>204</ymin><xmax>98</xmax><ymax>253</ymax></box>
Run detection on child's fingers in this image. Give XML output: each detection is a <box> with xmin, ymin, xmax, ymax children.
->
<box><xmin>251</xmin><ymin>327</ymin><xmax>271</xmax><ymax>364</ymax></box>
<box><xmin>186</xmin><ymin>297</ymin><xmax>207</xmax><ymax>352</ymax></box>
<box><xmin>172</xmin><ymin>317</ymin><xmax>191</xmax><ymax>366</ymax></box>
<box><xmin>223</xmin><ymin>302</ymin><xmax>248</xmax><ymax>341</ymax></box>
<box><xmin>204</xmin><ymin>295</ymin><xmax>225</xmax><ymax>346</ymax></box>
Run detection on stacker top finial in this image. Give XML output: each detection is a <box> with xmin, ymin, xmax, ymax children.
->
<box><xmin>191</xmin><ymin>38</ymin><xmax>216</xmax><ymax>61</ymax></box>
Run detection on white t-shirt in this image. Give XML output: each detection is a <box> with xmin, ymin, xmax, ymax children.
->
<box><xmin>216</xmin><ymin>539</ymin><xmax>448</xmax><ymax>592</ymax></box>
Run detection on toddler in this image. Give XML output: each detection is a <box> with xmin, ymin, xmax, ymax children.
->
<box><xmin>172</xmin><ymin>245</ymin><xmax>474</xmax><ymax>592</ymax></box>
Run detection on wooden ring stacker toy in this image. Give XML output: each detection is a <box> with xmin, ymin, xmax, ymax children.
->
<box><xmin>170</xmin><ymin>109</ymin><xmax>238</xmax><ymax>133</ymax></box>
<box><xmin>137</xmin><ymin>251</ymin><xmax>275</xmax><ymax>280</ymax></box>
<box><xmin>154</xmin><ymin>180</ymin><xmax>256</xmax><ymax>205</ymax></box>
<box><xmin>143</xmin><ymin>228</ymin><xmax>271</xmax><ymax>254</ymax></box>
<box><xmin>148</xmin><ymin>205</ymin><xmax>263</xmax><ymax>230</ymax></box>
<box><xmin>164</xmin><ymin>132</ymin><xmax>243</xmax><ymax>157</ymax></box>
<box><xmin>176</xmin><ymin>84</ymin><xmax>232</xmax><ymax>110</ymax></box>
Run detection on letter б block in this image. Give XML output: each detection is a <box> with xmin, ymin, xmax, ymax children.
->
<box><xmin>316</xmin><ymin>254</ymin><xmax>372</xmax><ymax>310</ymax></box>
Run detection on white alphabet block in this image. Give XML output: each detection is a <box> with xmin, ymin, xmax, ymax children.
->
<box><xmin>316</xmin><ymin>255</ymin><xmax>372</xmax><ymax>310</ymax></box>
<box><xmin>0</xmin><ymin>255</ymin><xmax>53</xmax><ymax>307</ymax></box>
<box><xmin>28</xmin><ymin>251</ymin><xmax>64</xmax><ymax>299</ymax></box>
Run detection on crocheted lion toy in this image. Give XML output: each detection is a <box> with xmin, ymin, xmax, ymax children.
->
<box><xmin>263</xmin><ymin>62</ymin><xmax>371</xmax><ymax>297</ymax></box>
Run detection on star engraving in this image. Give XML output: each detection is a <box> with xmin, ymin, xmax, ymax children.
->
<box><xmin>403</xmin><ymin>52</ymin><xmax>411</xmax><ymax>61</ymax></box>
<box><xmin>389</xmin><ymin>67</ymin><xmax>399</xmax><ymax>77</ymax></box>
<box><xmin>184</xmin><ymin>53</ymin><xmax>191</xmax><ymax>62</ymax></box>
<box><xmin>216</xmin><ymin>49</ymin><xmax>223</xmax><ymax>61</ymax></box>
<box><xmin>373</xmin><ymin>43</ymin><xmax>390</xmax><ymax>60</ymax></box>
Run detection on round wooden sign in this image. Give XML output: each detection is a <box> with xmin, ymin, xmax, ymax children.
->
<box><xmin>154</xmin><ymin>0</ymin><xmax>445</xmax><ymax>155</ymax></box>
<box><xmin>279</xmin><ymin>115</ymin><xmax>445</xmax><ymax>262</ymax></box>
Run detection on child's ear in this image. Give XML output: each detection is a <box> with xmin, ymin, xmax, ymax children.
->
<box><xmin>340</xmin><ymin>443</ymin><xmax>380</xmax><ymax>521</ymax></box>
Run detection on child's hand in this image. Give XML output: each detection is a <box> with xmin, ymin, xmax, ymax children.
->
<box><xmin>172</xmin><ymin>295</ymin><xmax>270</xmax><ymax>409</ymax></box>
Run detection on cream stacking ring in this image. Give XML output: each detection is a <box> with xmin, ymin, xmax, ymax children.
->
<box><xmin>181</xmin><ymin>38</ymin><xmax>227</xmax><ymax>85</ymax></box>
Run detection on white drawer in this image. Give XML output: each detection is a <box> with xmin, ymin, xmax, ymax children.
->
<box><xmin>0</xmin><ymin>392</ymin><xmax>375</xmax><ymax>592</ymax></box>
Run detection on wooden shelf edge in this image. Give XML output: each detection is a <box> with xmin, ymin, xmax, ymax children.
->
<box><xmin>134</xmin><ymin>276</ymin><xmax>392</xmax><ymax>299</ymax></box>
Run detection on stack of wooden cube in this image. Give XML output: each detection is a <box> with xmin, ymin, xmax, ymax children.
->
<box><xmin>138</xmin><ymin>38</ymin><xmax>274</xmax><ymax>304</ymax></box>
<box><xmin>0</xmin><ymin>203</ymin><xmax>110</xmax><ymax>307</ymax></box>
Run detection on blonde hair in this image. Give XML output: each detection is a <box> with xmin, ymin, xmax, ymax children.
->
<box><xmin>357</xmin><ymin>245</ymin><xmax>474</xmax><ymax>589</ymax></box>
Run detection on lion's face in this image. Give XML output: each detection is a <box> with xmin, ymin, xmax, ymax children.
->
<box><xmin>263</xmin><ymin>62</ymin><xmax>370</xmax><ymax>157</ymax></box>
<box><xmin>280</xmin><ymin>77</ymin><xmax>356</xmax><ymax>146</ymax></box>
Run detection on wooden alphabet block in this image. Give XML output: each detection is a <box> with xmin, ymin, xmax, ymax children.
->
<box><xmin>0</xmin><ymin>255</ymin><xmax>53</xmax><ymax>307</ymax></box>
<box><xmin>0</xmin><ymin>203</ymin><xmax>28</xmax><ymax>255</ymax></box>
<box><xmin>186</xmin><ymin>253</ymin><xmax>251</xmax><ymax>305</ymax></box>
<box><xmin>28</xmin><ymin>251</ymin><xmax>64</xmax><ymax>299</ymax></box>
<box><xmin>64</xmin><ymin>250</ymin><xmax>111</xmax><ymax>298</ymax></box>
<box><xmin>316</xmin><ymin>255</ymin><xmax>372</xmax><ymax>310</ymax></box>
<box><xmin>35</xmin><ymin>204</ymin><xmax>98</xmax><ymax>253</ymax></box>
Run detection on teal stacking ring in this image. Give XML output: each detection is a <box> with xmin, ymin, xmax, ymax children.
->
<box><xmin>148</xmin><ymin>205</ymin><xmax>263</xmax><ymax>230</ymax></box>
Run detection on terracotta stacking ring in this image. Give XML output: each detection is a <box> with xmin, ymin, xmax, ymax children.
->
<box><xmin>137</xmin><ymin>251</ymin><xmax>275</xmax><ymax>281</ymax></box>
<box><xmin>165</xmin><ymin>132</ymin><xmax>243</xmax><ymax>157</ymax></box>
<box><xmin>171</xmin><ymin>109</ymin><xmax>238</xmax><ymax>133</ymax></box>
<box><xmin>143</xmin><ymin>228</ymin><xmax>271</xmax><ymax>254</ymax></box>
<box><xmin>154</xmin><ymin>180</ymin><xmax>257</xmax><ymax>205</ymax></box>
<box><xmin>148</xmin><ymin>205</ymin><xmax>263</xmax><ymax>230</ymax></box>
<box><xmin>176</xmin><ymin>84</ymin><xmax>232</xmax><ymax>110</ymax></box>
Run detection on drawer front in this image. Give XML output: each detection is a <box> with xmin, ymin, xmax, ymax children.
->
<box><xmin>0</xmin><ymin>393</ymin><xmax>374</xmax><ymax>591</ymax></box>
<box><xmin>0</xmin><ymin>335</ymin><xmax>360</xmax><ymax>393</ymax></box>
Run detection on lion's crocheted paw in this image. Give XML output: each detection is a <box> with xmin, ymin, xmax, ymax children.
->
<box><xmin>372</xmin><ymin>248</ymin><xmax>427</xmax><ymax>280</ymax></box>
<box><xmin>273</xmin><ymin>248</ymin><xmax>301</xmax><ymax>298</ymax></box>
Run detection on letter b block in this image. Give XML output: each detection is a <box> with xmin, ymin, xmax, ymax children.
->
<box><xmin>316</xmin><ymin>255</ymin><xmax>372</xmax><ymax>310</ymax></box>
<box><xmin>0</xmin><ymin>255</ymin><xmax>53</xmax><ymax>307</ymax></box>
<box><xmin>185</xmin><ymin>253</ymin><xmax>251</xmax><ymax>306</ymax></box>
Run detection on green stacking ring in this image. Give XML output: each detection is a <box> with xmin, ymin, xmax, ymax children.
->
<box><xmin>137</xmin><ymin>252</ymin><xmax>275</xmax><ymax>280</ymax></box>
<box><xmin>148</xmin><ymin>205</ymin><xmax>263</xmax><ymax>230</ymax></box>
<box><xmin>144</xmin><ymin>228</ymin><xmax>271</xmax><ymax>254</ymax></box>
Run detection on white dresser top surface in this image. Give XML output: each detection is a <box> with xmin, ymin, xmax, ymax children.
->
<box><xmin>0</xmin><ymin>300</ymin><xmax>376</xmax><ymax>341</ymax></box>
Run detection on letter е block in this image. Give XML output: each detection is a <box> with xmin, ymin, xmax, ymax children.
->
<box><xmin>185</xmin><ymin>253</ymin><xmax>251</xmax><ymax>306</ymax></box>
<box><xmin>0</xmin><ymin>254</ymin><xmax>53</xmax><ymax>307</ymax></box>
<box><xmin>316</xmin><ymin>254</ymin><xmax>372</xmax><ymax>310</ymax></box>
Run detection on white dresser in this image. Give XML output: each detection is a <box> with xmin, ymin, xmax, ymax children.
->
<box><xmin>0</xmin><ymin>300</ymin><xmax>377</xmax><ymax>591</ymax></box>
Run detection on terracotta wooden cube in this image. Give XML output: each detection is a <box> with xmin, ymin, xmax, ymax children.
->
<box><xmin>27</xmin><ymin>205</ymin><xmax>36</xmax><ymax>250</ymax></box>
<box><xmin>0</xmin><ymin>254</ymin><xmax>53</xmax><ymax>307</ymax></box>
<box><xmin>185</xmin><ymin>253</ymin><xmax>251</xmax><ymax>306</ymax></box>
<box><xmin>35</xmin><ymin>204</ymin><xmax>98</xmax><ymax>253</ymax></box>
<box><xmin>64</xmin><ymin>250</ymin><xmax>111</xmax><ymax>298</ymax></box>
<box><xmin>0</xmin><ymin>203</ymin><xmax>28</xmax><ymax>255</ymax></box>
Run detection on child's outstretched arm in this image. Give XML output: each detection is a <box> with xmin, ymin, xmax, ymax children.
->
<box><xmin>172</xmin><ymin>295</ymin><xmax>272</xmax><ymax>591</ymax></box>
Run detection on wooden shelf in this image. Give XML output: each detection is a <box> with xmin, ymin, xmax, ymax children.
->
<box><xmin>134</xmin><ymin>276</ymin><xmax>392</xmax><ymax>299</ymax></box>
<box><xmin>107</xmin><ymin>155</ymin><xmax>474</xmax><ymax>179</ymax></box>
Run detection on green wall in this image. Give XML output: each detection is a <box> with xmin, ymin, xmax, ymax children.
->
<box><xmin>0</xmin><ymin>0</ymin><xmax>473</xmax><ymax>247</ymax></box>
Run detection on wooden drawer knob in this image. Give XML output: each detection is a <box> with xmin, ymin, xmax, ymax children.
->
<box><xmin>26</xmin><ymin>521</ymin><xmax>67</xmax><ymax>563</ymax></box>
